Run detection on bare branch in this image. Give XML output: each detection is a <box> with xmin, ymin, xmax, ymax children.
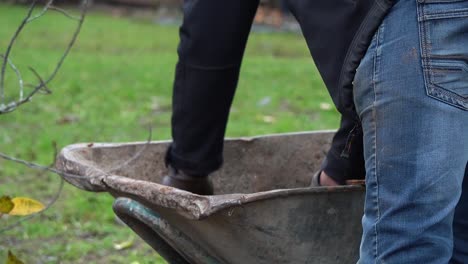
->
<box><xmin>107</xmin><ymin>128</ymin><xmax>153</xmax><ymax>174</ymax></box>
<box><xmin>0</xmin><ymin>142</ymin><xmax>65</xmax><ymax>234</ymax></box>
<box><xmin>48</xmin><ymin>6</ymin><xmax>83</xmax><ymax>21</ymax></box>
<box><xmin>0</xmin><ymin>176</ymin><xmax>64</xmax><ymax>234</ymax></box>
<box><xmin>0</xmin><ymin>152</ymin><xmax>59</xmax><ymax>174</ymax></box>
<box><xmin>25</xmin><ymin>0</ymin><xmax>54</xmax><ymax>23</ymax></box>
<box><xmin>0</xmin><ymin>150</ymin><xmax>106</xmax><ymax>181</ymax></box>
<box><xmin>44</xmin><ymin>0</ymin><xmax>89</xmax><ymax>85</ymax></box>
<box><xmin>0</xmin><ymin>54</ymin><xmax>24</xmax><ymax>100</ymax></box>
<box><xmin>0</xmin><ymin>0</ymin><xmax>89</xmax><ymax>115</ymax></box>
<box><xmin>0</xmin><ymin>0</ymin><xmax>37</xmax><ymax>104</ymax></box>
<box><xmin>0</xmin><ymin>128</ymin><xmax>153</xmax><ymax>180</ymax></box>
<box><xmin>0</xmin><ymin>126</ymin><xmax>154</xmax><ymax>233</ymax></box>
<box><xmin>0</xmin><ymin>0</ymin><xmax>94</xmax><ymax>235</ymax></box>
<box><xmin>0</xmin><ymin>67</ymin><xmax>50</xmax><ymax>113</ymax></box>
<box><xmin>29</xmin><ymin>67</ymin><xmax>52</xmax><ymax>94</ymax></box>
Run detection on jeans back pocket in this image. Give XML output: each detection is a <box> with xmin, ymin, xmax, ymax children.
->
<box><xmin>417</xmin><ymin>0</ymin><xmax>468</xmax><ymax>110</ymax></box>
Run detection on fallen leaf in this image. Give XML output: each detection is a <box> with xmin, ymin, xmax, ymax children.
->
<box><xmin>56</xmin><ymin>114</ymin><xmax>80</xmax><ymax>125</ymax></box>
<box><xmin>7</xmin><ymin>251</ymin><xmax>25</xmax><ymax>264</ymax></box>
<box><xmin>0</xmin><ymin>196</ymin><xmax>14</xmax><ymax>214</ymax></box>
<box><xmin>319</xmin><ymin>102</ymin><xmax>333</xmax><ymax>111</ymax></box>
<box><xmin>114</xmin><ymin>237</ymin><xmax>134</xmax><ymax>251</ymax></box>
<box><xmin>8</xmin><ymin>197</ymin><xmax>45</xmax><ymax>216</ymax></box>
<box><xmin>257</xmin><ymin>115</ymin><xmax>276</xmax><ymax>124</ymax></box>
<box><xmin>257</xmin><ymin>96</ymin><xmax>272</xmax><ymax>106</ymax></box>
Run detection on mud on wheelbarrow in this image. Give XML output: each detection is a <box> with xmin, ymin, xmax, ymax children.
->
<box><xmin>56</xmin><ymin>131</ymin><xmax>365</xmax><ymax>264</ymax></box>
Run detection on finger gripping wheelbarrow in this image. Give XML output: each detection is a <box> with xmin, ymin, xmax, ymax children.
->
<box><xmin>56</xmin><ymin>131</ymin><xmax>365</xmax><ymax>264</ymax></box>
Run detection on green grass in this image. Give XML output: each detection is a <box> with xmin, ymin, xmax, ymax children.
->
<box><xmin>0</xmin><ymin>3</ymin><xmax>340</xmax><ymax>263</ymax></box>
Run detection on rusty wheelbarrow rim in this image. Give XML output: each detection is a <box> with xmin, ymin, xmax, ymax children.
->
<box><xmin>56</xmin><ymin>131</ymin><xmax>365</xmax><ymax>220</ymax></box>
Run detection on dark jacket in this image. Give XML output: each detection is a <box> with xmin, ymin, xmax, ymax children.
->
<box><xmin>287</xmin><ymin>0</ymin><xmax>396</xmax><ymax>162</ymax></box>
<box><xmin>289</xmin><ymin>0</ymin><xmax>395</xmax><ymax>120</ymax></box>
<box><xmin>168</xmin><ymin>0</ymin><xmax>396</xmax><ymax>175</ymax></box>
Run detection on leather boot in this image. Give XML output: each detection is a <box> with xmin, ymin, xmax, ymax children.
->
<box><xmin>162</xmin><ymin>166</ymin><xmax>214</xmax><ymax>195</ymax></box>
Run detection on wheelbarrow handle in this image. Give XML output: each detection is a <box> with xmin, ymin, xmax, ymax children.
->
<box><xmin>113</xmin><ymin>197</ymin><xmax>220</xmax><ymax>264</ymax></box>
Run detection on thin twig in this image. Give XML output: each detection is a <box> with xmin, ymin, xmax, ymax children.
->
<box><xmin>0</xmin><ymin>126</ymin><xmax>154</xmax><ymax>233</ymax></box>
<box><xmin>0</xmin><ymin>176</ymin><xmax>64</xmax><ymax>234</ymax></box>
<box><xmin>43</xmin><ymin>0</ymin><xmax>88</xmax><ymax>86</ymax></box>
<box><xmin>0</xmin><ymin>140</ymin><xmax>66</xmax><ymax>234</ymax></box>
<box><xmin>25</xmin><ymin>0</ymin><xmax>54</xmax><ymax>23</ymax></box>
<box><xmin>0</xmin><ymin>55</ymin><xmax>24</xmax><ymax>100</ymax></box>
<box><xmin>0</xmin><ymin>0</ymin><xmax>93</xmax><ymax>234</ymax></box>
<box><xmin>29</xmin><ymin>67</ymin><xmax>52</xmax><ymax>94</ymax></box>
<box><xmin>0</xmin><ymin>67</ymin><xmax>51</xmax><ymax>113</ymax></box>
<box><xmin>48</xmin><ymin>6</ymin><xmax>82</xmax><ymax>21</ymax></box>
<box><xmin>0</xmin><ymin>129</ymin><xmax>153</xmax><ymax>180</ymax></box>
<box><xmin>0</xmin><ymin>0</ymin><xmax>37</xmax><ymax>104</ymax></box>
<box><xmin>107</xmin><ymin>128</ymin><xmax>153</xmax><ymax>174</ymax></box>
<box><xmin>0</xmin><ymin>152</ymin><xmax>61</xmax><ymax>175</ymax></box>
<box><xmin>0</xmin><ymin>151</ymin><xmax>101</xmax><ymax>180</ymax></box>
<box><xmin>0</xmin><ymin>0</ymin><xmax>89</xmax><ymax>114</ymax></box>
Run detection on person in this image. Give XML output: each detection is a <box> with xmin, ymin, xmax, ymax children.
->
<box><xmin>353</xmin><ymin>1</ymin><xmax>467</xmax><ymax>262</ymax></box>
<box><xmin>161</xmin><ymin>0</ymin><xmax>372</xmax><ymax>194</ymax></box>
<box><xmin>161</xmin><ymin>0</ymin><xmax>468</xmax><ymax>263</ymax></box>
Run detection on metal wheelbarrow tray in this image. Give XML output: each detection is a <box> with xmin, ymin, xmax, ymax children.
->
<box><xmin>56</xmin><ymin>131</ymin><xmax>365</xmax><ymax>264</ymax></box>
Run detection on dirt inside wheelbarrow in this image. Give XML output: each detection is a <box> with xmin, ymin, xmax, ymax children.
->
<box><xmin>65</xmin><ymin>131</ymin><xmax>333</xmax><ymax>195</ymax></box>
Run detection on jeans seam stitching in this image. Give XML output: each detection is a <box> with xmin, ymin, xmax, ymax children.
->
<box><xmin>418</xmin><ymin>3</ymin><xmax>433</xmax><ymax>99</ymax></box>
<box><xmin>430</xmin><ymin>83</ymin><xmax>468</xmax><ymax>102</ymax></box>
<box><xmin>421</xmin><ymin>9</ymin><xmax>468</xmax><ymax>20</ymax></box>
<box><xmin>426</xmin><ymin>60</ymin><xmax>468</xmax><ymax>72</ymax></box>
<box><xmin>427</xmin><ymin>86</ymin><xmax>468</xmax><ymax>109</ymax></box>
<box><xmin>417</xmin><ymin>2</ymin><xmax>468</xmax><ymax>110</ymax></box>
<box><xmin>372</xmin><ymin>21</ymin><xmax>383</xmax><ymax>262</ymax></box>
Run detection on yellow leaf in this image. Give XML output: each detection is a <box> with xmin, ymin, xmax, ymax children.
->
<box><xmin>262</xmin><ymin>115</ymin><xmax>276</xmax><ymax>124</ymax></box>
<box><xmin>113</xmin><ymin>237</ymin><xmax>134</xmax><ymax>251</ymax></box>
<box><xmin>7</xmin><ymin>250</ymin><xmax>25</xmax><ymax>264</ymax></box>
<box><xmin>256</xmin><ymin>115</ymin><xmax>276</xmax><ymax>124</ymax></box>
<box><xmin>8</xmin><ymin>197</ymin><xmax>45</xmax><ymax>216</ymax></box>
<box><xmin>319</xmin><ymin>102</ymin><xmax>333</xmax><ymax>111</ymax></box>
<box><xmin>0</xmin><ymin>196</ymin><xmax>14</xmax><ymax>214</ymax></box>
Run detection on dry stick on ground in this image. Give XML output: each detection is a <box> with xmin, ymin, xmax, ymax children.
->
<box><xmin>0</xmin><ymin>0</ymin><xmax>88</xmax><ymax>114</ymax></box>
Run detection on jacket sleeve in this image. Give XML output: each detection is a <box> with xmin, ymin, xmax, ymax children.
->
<box><xmin>288</xmin><ymin>0</ymin><xmax>394</xmax><ymax>118</ymax></box>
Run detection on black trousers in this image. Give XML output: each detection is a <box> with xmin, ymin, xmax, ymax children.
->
<box><xmin>167</xmin><ymin>0</ymin><xmax>365</xmax><ymax>183</ymax></box>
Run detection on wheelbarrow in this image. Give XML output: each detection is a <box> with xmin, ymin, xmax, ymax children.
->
<box><xmin>56</xmin><ymin>131</ymin><xmax>365</xmax><ymax>264</ymax></box>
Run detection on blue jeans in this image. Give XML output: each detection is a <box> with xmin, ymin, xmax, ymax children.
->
<box><xmin>354</xmin><ymin>0</ymin><xmax>468</xmax><ymax>263</ymax></box>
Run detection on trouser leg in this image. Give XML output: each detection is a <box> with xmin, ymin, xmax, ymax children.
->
<box><xmin>451</xmin><ymin>165</ymin><xmax>468</xmax><ymax>263</ymax></box>
<box><xmin>354</xmin><ymin>0</ymin><xmax>468</xmax><ymax>262</ymax></box>
<box><xmin>168</xmin><ymin>0</ymin><xmax>259</xmax><ymax>175</ymax></box>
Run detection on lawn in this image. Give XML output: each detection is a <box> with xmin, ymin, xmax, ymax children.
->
<box><xmin>0</xmin><ymin>3</ymin><xmax>340</xmax><ymax>263</ymax></box>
